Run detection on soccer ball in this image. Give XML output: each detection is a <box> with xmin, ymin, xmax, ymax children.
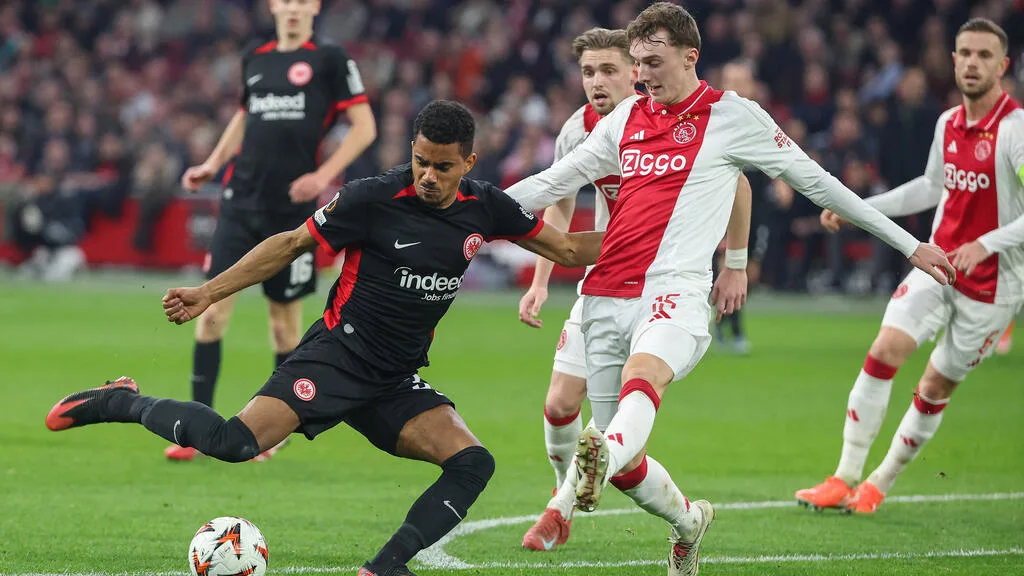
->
<box><xmin>188</xmin><ymin>516</ymin><xmax>269</xmax><ymax>576</ymax></box>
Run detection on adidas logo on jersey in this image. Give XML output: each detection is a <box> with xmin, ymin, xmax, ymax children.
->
<box><xmin>248</xmin><ymin>92</ymin><xmax>306</xmax><ymax>120</ymax></box>
<box><xmin>947</xmin><ymin>141</ymin><xmax>958</xmax><ymax>154</ymax></box>
<box><xmin>629</xmin><ymin>130</ymin><xmax>645</xmax><ymax>141</ymax></box>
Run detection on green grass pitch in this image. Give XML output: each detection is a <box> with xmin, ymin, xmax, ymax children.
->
<box><xmin>0</xmin><ymin>277</ymin><xmax>1021</xmax><ymax>575</ymax></box>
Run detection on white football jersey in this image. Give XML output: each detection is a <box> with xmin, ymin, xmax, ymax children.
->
<box><xmin>506</xmin><ymin>81</ymin><xmax>920</xmax><ymax>298</ymax></box>
<box><xmin>929</xmin><ymin>94</ymin><xmax>1024</xmax><ymax>304</ymax></box>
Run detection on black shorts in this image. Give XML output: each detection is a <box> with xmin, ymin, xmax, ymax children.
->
<box><xmin>255</xmin><ymin>320</ymin><xmax>455</xmax><ymax>453</ymax></box>
<box><xmin>206</xmin><ymin>207</ymin><xmax>316</xmax><ymax>303</ymax></box>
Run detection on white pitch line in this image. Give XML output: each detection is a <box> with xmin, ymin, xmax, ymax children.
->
<box><xmin>415</xmin><ymin>491</ymin><xmax>1024</xmax><ymax>569</ymax></box>
<box><xmin>3</xmin><ymin>492</ymin><xmax>1021</xmax><ymax>576</ymax></box>
<box><xmin>4</xmin><ymin>548</ymin><xmax>1022</xmax><ymax>576</ymax></box>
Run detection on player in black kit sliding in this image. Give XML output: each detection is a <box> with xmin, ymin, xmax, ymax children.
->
<box><xmin>45</xmin><ymin>101</ymin><xmax>604</xmax><ymax>576</ymax></box>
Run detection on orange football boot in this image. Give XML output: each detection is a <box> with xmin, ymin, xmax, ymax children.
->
<box><xmin>795</xmin><ymin>476</ymin><xmax>854</xmax><ymax>511</ymax></box>
<box><xmin>522</xmin><ymin>508</ymin><xmax>572</xmax><ymax>551</ymax></box>
<box><xmin>845</xmin><ymin>481</ymin><xmax>885</xmax><ymax>514</ymax></box>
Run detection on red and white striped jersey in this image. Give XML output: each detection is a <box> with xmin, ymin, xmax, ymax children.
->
<box><xmin>507</xmin><ymin>80</ymin><xmax>920</xmax><ymax>299</ymax></box>
<box><xmin>553</xmin><ymin>103</ymin><xmax>620</xmax><ymax>233</ymax></box>
<box><xmin>930</xmin><ymin>94</ymin><xmax>1024</xmax><ymax>304</ymax></box>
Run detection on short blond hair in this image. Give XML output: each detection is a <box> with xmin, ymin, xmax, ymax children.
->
<box><xmin>572</xmin><ymin>27</ymin><xmax>631</xmax><ymax>63</ymax></box>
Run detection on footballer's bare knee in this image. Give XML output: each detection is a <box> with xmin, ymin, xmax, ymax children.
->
<box><xmin>267</xmin><ymin>299</ymin><xmax>303</xmax><ymax>352</ymax></box>
<box><xmin>622</xmin><ymin>353</ymin><xmax>674</xmax><ymax>397</ymax></box>
<box><xmin>396</xmin><ymin>404</ymin><xmax>482</xmax><ymax>465</ymax></box>
<box><xmin>195</xmin><ymin>294</ymin><xmax>237</xmax><ymax>342</ymax></box>
<box><xmin>545</xmin><ymin>371</ymin><xmax>586</xmax><ymax>419</ymax></box>
<box><xmin>236</xmin><ymin>395</ymin><xmax>299</xmax><ymax>452</ymax></box>
<box><xmin>918</xmin><ymin>362</ymin><xmax>958</xmax><ymax>400</ymax></box>
<box><xmin>867</xmin><ymin>327</ymin><xmax>918</xmax><ymax>367</ymax></box>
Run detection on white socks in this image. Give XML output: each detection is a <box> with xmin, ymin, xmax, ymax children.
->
<box><xmin>868</xmin><ymin>390</ymin><xmax>949</xmax><ymax>493</ymax></box>
<box><xmin>611</xmin><ymin>455</ymin><xmax>701</xmax><ymax>539</ymax></box>
<box><xmin>603</xmin><ymin>379</ymin><xmax>660</xmax><ymax>478</ymax></box>
<box><xmin>834</xmin><ymin>355</ymin><xmax>897</xmax><ymax>486</ymax></box>
<box><xmin>544</xmin><ymin>407</ymin><xmax>582</xmax><ymax>487</ymax></box>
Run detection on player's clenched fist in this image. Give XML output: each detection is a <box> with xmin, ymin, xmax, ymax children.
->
<box><xmin>181</xmin><ymin>163</ymin><xmax>218</xmax><ymax>192</ymax></box>
<box><xmin>820</xmin><ymin>209</ymin><xmax>847</xmax><ymax>233</ymax></box>
<box><xmin>909</xmin><ymin>243</ymin><xmax>956</xmax><ymax>286</ymax></box>
<box><xmin>162</xmin><ymin>287</ymin><xmax>212</xmax><ymax>324</ymax></box>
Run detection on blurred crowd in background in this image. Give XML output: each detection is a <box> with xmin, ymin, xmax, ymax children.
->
<box><xmin>0</xmin><ymin>0</ymin><xmax>1021</xmax><ymax>290</ymax></box>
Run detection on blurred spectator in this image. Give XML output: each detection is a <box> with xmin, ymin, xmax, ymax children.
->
<box><xmin>0</xmin><ymin>0</ymin><xmax>1018</xmax><ymax>294</ymax></box>
<box><xmin>132</xmin><ymin>140</ymin><xmax>183</xmax><ymax>253</ymax></box>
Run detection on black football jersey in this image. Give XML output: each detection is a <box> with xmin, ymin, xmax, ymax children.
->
<box><xmin>306</xmin><ymin>164</ymin><xmax>544</xmax><ymax>379</ymax></box>
<box><xmin>225</xmin><ymin>39</ymin><xmax>367</xmax><ymax>214</ymax></box>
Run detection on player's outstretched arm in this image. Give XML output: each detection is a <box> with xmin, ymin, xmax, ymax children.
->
<box><xmin>519</xmin><ymin>197</ymin><xmax>577</xmax><ymax>328</ymax></box>
<box><xmin>711</xmin><ymin>174</ymin><xmax>751</xmax><ymax>322</ymax></box>
<box><xmin>726</xmin><ymin>97</ymin><xmax>954</xmax><ymax>285</ymax></box>
<box><xmin>516</xmin><ymin>225</ymin><xmax>604</xmax><ymax>270</ymax></box>
<box><xmin>780</xmin><ymin>155</ymin><xmax>955</xmax><ymax>286</ymax></box>
<box><xmin>163</xmin><ymin>224</ymin><xmax>317</xmax><ymax>324</ymax></box>
<box><xmin>820</xmin><ymin>176</ymin><xmax>945</xmax><ymax>232</ymax></box>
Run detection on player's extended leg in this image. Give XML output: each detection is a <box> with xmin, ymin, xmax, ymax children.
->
<box><xmin>360</xmin><ymin>405</ymin><xmax>494</xmax><ymax>576</ymax></box>
<box><xmin>46</xmin><ymin>378</ymin><xmax>295</xmax><ymax>463</ymax></box>
<box><xmin>165</xmin><ymin>294</ymin><xmax>238</xmax><ymax>461</ymax></box>
<box><xmin>794</xmin><ymin>327</ymin><xmax>919</xmax><ymax>510</ymax></box>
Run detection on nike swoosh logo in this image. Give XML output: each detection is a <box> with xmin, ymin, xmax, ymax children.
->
<box><xmin>283</xmin><ymin>286</ymin><xmax>303</xmax><ymax>298</ymax></box>
<box><xmin>540</xmin><ymin>536</ymin><xmax>557</xmax><ymax>550</ymax></box>
<box><xmin>394</xmin><ymin>240</ymin><xmax>421</xmax><ymax>249</ymax></box>
<box><xmin>443</xmin><ymin>500</ymin><xmax>463</xmax><ymax>520</ymax></box>
<box><xmin>173</xmin><ymin>420</ymin><xmax>182</xmax><ymax>444</ymax></box>
<box><xmin>246</xmin><ymin>74</ymin><xmax>262</xmax><ymax>86</ymax></box>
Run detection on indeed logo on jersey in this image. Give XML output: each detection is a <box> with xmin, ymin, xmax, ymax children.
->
<box><xmin>944</xmin><ymin>163</ymin><xmax>991</xmax><ymax>193</ymax></box>
<box><xmin>395</xmin><ymin>267</ymin><xmax>464</xmax><ymax>301</ymax></box>
<box><xmin>620</xmin><ymin>149</ymin><xmax>687</xmax><ymax>177</ymax></box>
<box><xmin>248</xmin><ymin>92</ymin><xmax>306</xmax><ymax>120</ymax></box>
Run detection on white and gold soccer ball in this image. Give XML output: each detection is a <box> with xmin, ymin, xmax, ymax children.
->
<box><xmin>188</xmin><ymin>516</ymin><xmax>269</xmax><ymax>576</ymax></box>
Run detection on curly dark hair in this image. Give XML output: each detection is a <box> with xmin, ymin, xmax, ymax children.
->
<box><xmin>413</xmin><ymin>100</ymin><xmax>476</xmax><ymax>157</ymax></box>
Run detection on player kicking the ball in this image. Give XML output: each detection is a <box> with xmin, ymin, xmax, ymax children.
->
<box><xmin>796</xmin><ymin>17</ymin><xmax>1023</xmax><ymax>514</ymax></box>
<box><xmin>45</xmin><ymin>101</ymin><xmax>604</xmax><ymax>576</ymax></box>
<box><xmin>517</xmin><ymin>27</ymin><xmax>752</xmax><ymax>553</ymax></box>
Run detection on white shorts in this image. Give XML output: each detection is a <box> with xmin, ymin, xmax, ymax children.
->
<box><xmin>581</xmin><ymin>287</ymin><xmax>713</xmax><ymax>430</ymax></box>
<box><xmin>552</xmin><ymin>298</ymin><xmax>587</xmax><ymax>379</ymax></box>
<box><xmin>881</xmin><ymin>268</ymin><xmax>1020</xmax><ymax>382</ymax></box>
